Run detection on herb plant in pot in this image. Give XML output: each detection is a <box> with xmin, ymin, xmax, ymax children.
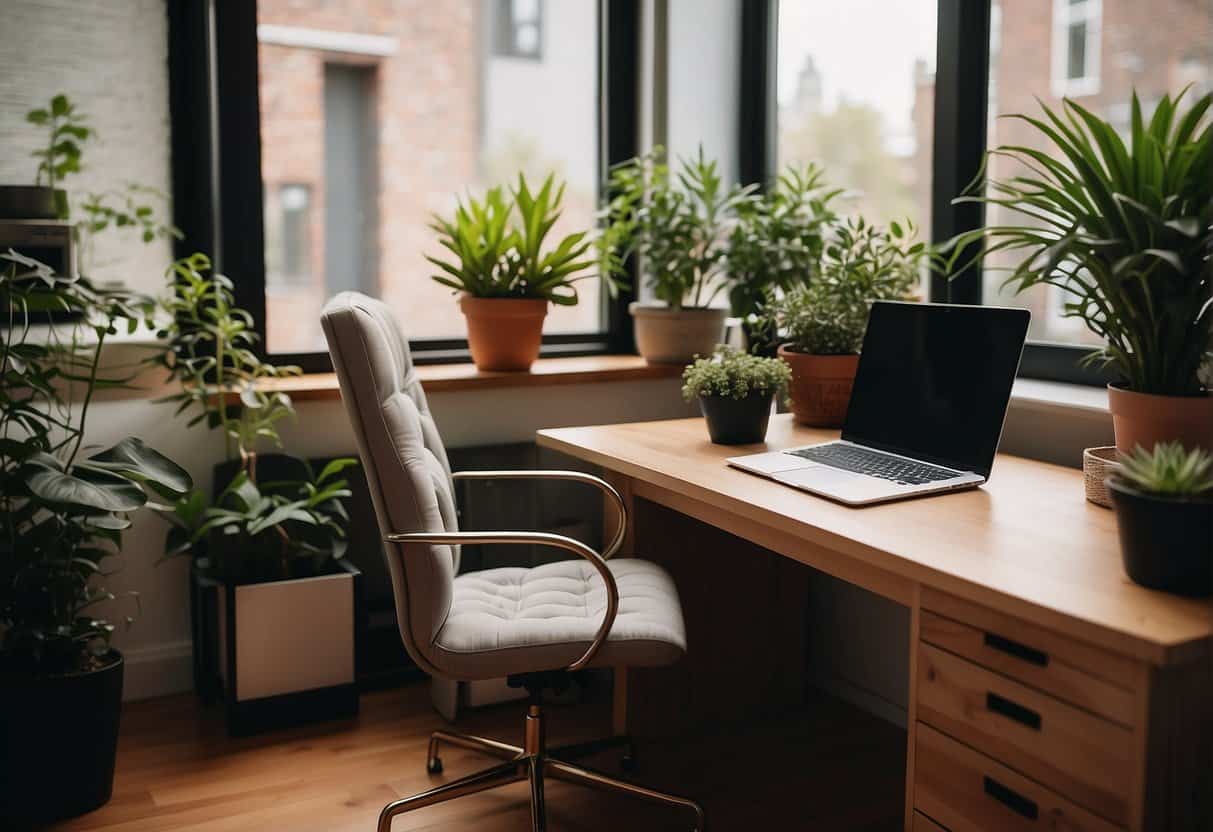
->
<box><xmin>1107</xmin><ymin>443</ymin><xmax>1213</xmax><ymax>596</ymax></box>
<box><xmin>727</xmin><ymin>163</ymin><xmax>841</xmax><ymax>356</ymax></box>
<box><xmin>0</xmin><ymin>253</ymin><xmax>192</xmax><ymax>826</ymax></box>
<box><xmin>430</xmin><ymin>174</ymin><xmax>601</xmax><ymax>372</ymax></box>
<box><xmin>682</xmin><ymin>346</ymin><xmax>791</xmax><ymax>444</ymax></box>
<box><xmin>601</xmin><ymin>147</ymin><xmax>752</xmax><ymax>364</ymax></box>
<box><xmin>154</xmin><ymin>254</ymin><xmax>359</xmax><ymax>735</ymax></box>
<box><xmin>0</xmin><ymin>95</ymin><xmax>90</xmax><ymax>222</ymax></box>
<box><xmin>762</xmin><ymin>217</ymin><xmax>926</xmax><ymax>427</ymax></box>
<box><xmin>949</xmin><ymin>90</ymin><xmax>1213</xmax><ymax>454</ymax></box>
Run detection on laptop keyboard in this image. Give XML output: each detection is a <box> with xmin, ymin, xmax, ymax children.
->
<box><xmin>788</xmin><ymin>444</ymin><xmax>959</xmax><ymax>486</ymax></box>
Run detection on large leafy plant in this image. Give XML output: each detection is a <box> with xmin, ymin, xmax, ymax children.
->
<box><xmin>429</xmin><ymin>173</ymin><xmax>603</xmax><ymax>305</ymax></box>
<box><xmin>0</xmin><ymin>252</ymin><xmax>192</xmax><ymax>673</ymax></box>
<box><xmin>948</xmin><ymin>90</ymin><xmax>1213</xmax><ymax>395</ymax></box>
<box><xmin>600</xmin><ymin>146</ymin><xmax>753</xmax><ymax>309</ymax></box>
<box><xmin>154</xmin><ymin>254</ymin><xmax>355</xmax><ymax>583</ymax></box>
<box><xmin>761</xmin><ymin>217</ymin><xmax>928</xmax><ymax>354</ymax></box>
<box><xmin>727</xmin><ymin>163</ymin><xmax>842</xmax><ymax>350</ymax></box>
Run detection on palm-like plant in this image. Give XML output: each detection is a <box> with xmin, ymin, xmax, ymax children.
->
<box><xmin>428</xmin><ymin>173</ymin><xmax>603</xmax><ymax>305</ymax></box>
<box><xmin>948</xmin><ymin>90</ymin><xmax>1213</xmax><ymax>395</ymax></box>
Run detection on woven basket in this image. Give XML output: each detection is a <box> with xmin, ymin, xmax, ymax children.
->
<box><xmin>1083</xmin><ymin>446</ymin><xmax>1120</xmax><ymax>509</ymax></box>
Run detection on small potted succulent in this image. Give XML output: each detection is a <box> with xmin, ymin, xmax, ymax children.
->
<box><xmin>1107</xmin><ymin>443</ymin><xmax>1213</xmax><ymax>597</ymax></box>
<box><xmin>760</xmin><ymin>217</ymin><xmax>927</xmax><ymax>427</ymax></box>
<box><xmin>600</xmin><ymin>147</ymin><xmax>752</xmax><ymax>364</ymax></box>
<box><xmin>948</xmin><ymin>90</ymin><xmax>1213</xmax><ymax>454</ymax></box>
<box><xmin>682</xmin><ymin>346</ymin><xmax>791</xmax><ymax>444</ymax></box>
<box><xmin>429</xmin><ymin>173</ymin><xmax>602</xmax><ymax>372</ymax></box>
<box><xmin>727</xmin><ymin>163</ymin><xmax>841</xmax><ymax>356</ymax></box>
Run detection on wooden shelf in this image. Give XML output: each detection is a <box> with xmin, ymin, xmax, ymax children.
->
<box><xmin>225</xmin><ymin>354</ymin><xmax>682</xmax><ymax>403</ymax></box>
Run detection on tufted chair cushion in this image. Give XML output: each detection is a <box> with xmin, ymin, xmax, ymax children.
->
<box><xmin>321</xmin><ymin>292</ymin><xmax>458</xmax><ymax>676</ymax></box>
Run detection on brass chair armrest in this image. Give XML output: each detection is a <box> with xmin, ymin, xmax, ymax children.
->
<box><xmin>451</xmin><ymin>469</ymin><xmax>627</xmax><ymax>559</ymax></box>
<box><xmin>384</xmin><ymin>530</ymin><xmax>620</xmax><ymax>672</ymax></box>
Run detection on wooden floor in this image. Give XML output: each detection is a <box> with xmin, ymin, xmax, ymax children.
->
<box><xmin>52</xmin><ymin>681</ymin><xmax>905</xmax><ymax>831</ymax></box>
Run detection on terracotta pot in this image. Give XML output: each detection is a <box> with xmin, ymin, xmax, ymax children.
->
<box><xmin>629</xmin><ymin>302</ymin><xmax>727</xmax><ymax>365</ymax></box>
<box><xmin>1107</xmin><ymin>385</ymin><xmax>1213</xmax><ymax>455</ymax></box>
<box><xmin>460</xmin><ymin>296</ymin><xmax>548</xmax><ymax>372</ymax></box>
<box><xmin>778</xmin><ymin>345</ymin><xmax>860</xmax><ymax>428</ymax></box>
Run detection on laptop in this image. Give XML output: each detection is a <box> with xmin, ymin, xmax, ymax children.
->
<box><xmin>728</xmin><ymin>301</ymin><xmax>1030</xmax><ymax>506</ymax></box>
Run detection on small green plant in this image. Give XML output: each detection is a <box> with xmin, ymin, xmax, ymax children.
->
<box><xmin>681</xmin><ymin>345</ymin><xmax>791</xmax><ymax>403</ymax></box>
<box><xmin>945</xmin><ymin>90</ymin><xmax>1213</xmax><ymax>395</ymax></box>
<box><xmin>0</xmin><ymin>251</ymin><xmax>192</xmax><ymax>672</ymax></box>
<box><xmin>728</xmin><ymin>163</ymin><xmax>842</xmax><ymax>349</ymax></box>
<box><xmin>600</xmin><ymin>146</ymin><xmax>753</xmax><ymax>309</ymax></box>
<box><xmin>760</xmin><ymin>217</ymin><xmax>928</xmax><ymax>355</ymax></box>
<box><xmin>154</xmin><ymin>254</ymin><xmax>355</xmax><ymax>582</ymax></box>
<box><xmin>429</xmin><ymin>173</ymin><xmax>604</xmax><ymax>305</ymax></box>
<box><xmin>26</xmin><ymin>94</ymin><xmax>91</xmax><ymax>192</ymax></box>
<box><xmin>1116</xmin><ymin>443</ymin><xmax>1213</xmax><ymax>497</ymax></box>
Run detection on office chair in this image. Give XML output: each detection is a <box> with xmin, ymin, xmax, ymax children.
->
<box><xmin>320</xmin><ymin>293</ymin><xmax>704</xmax><ymax>832</ymax></box>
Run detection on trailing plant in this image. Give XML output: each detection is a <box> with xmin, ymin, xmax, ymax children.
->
<box><xmin>153</xmin><ymin>254</ymin><xmax>355</xmax><ymax>582</ymax></box>
<box><xmin>1115</xmin><ymin>442</ymin><xmax>1213</xmax><ymax>497</ymax></box>
<box><xmin>26</xmin><ymin>94</ymin><xmax>91</xmax><ymax>194</ymax></box>
<box><xmin>728</xmin><ymin>163</ymin><xmax>842</xmax><ymax>351</ymax></box>
<box><xmin>429</xmin><ymin>173</ymin><xmax>606</xmax><ymax>305</ymax></box>
<box><xmin>760</xmin><ymin>217</ymin><xmax>929</xmax><ymax>354</ymax></box>
<box><xmin>681</xmin><ymin>345</ymin><xmax>790</xmax><ymax>403</ymax></box>
<box><xmin>946</xmin><ymin>90</ymin><xmax>1213</xmax><ymax>395</ymax></box>
<box><xmin>0</xmin><ymin>251</ymin><xmax>192</xmax><ymax>673</ymax></box>
<box><xmin>600</xmin><ymin>146</ymin><xmax>753</xmax><ymax>309</ymax></box>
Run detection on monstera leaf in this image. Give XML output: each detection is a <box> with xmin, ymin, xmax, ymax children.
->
<box><xmin>82</xmin><ymin>437</ymin><xmax>193</xmax><ymax>498</ymax></box>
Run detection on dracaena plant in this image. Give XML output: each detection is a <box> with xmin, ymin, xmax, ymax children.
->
<box><xmin>947</xmin><ymin>90</ymin><xmax>1213</xmax><ymax>396</ymax></box>
<box><xmin>153</xmin><ymin>254</ymin><xmax>355</xmax><ymax>583</ymax></box>
<box><xmin>599</xmin><ymin>146</ymin><xmax>754</xmax><ymax>309</ymax></box>
<box><xmin>0</xmin><ymin>251</ymin><xmax>192</xmax><ymax>673</ymax></box>
<box><xmin>428</xmin><ymin>173</ymin><xmax>606</xmax><ymax>305</ymax></box>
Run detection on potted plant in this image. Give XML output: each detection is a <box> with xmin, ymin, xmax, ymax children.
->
<box><xmin>0</xmin><ymin>253</ymin><xmax>192</xmax><ymax>825</ymax></box>
<box><xmin>154</xmin><ymin>254</ymin><xmax>360</xmax><ymax>736</ymax></box>
<box><xmin>429</xmin><ymin>173</ymin><xmax>602</xmax><ymax>372</ymax></box>
<box><xmin>0</xmin><ymin>94</ymin><xmax>90</xmax><ymax>222</ymax></box>
<box><xmin>727</xmin><ymin>163</ymin><xmax>841</xmax><ymax>355</ymax></box>
<box><xmin>600</xmin><ymin>146</ymin><xmax>753</xmax><ymax>364</ymax></box>
<box><xmin>682</xmin><ymin>345</ymin><xmax>791</xmax><ymax>444</ymax></box>
<box><xmin>1107</xmin><ymin>443</ymin><xmax>1213</xmax><ymax>596</ymax></box>
<box><xmin>761</xmin><ymin>217</ymin><xmax>927</xmax><ymax>427</ymax></box>
<box><xmin>948</xmin><ymin>90</ymin><xmax>1213</xmax><ymax>454</ymax></box>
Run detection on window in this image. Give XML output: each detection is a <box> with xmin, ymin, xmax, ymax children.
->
<box><xmin>776</xmin><ymin>0</ymin><xmax>937</xmax><ymax>241</ymax></box>
<box><xmin>203</xmin><ymin>0</ymin><xmax>612</xmax><ymax>362</ymax></box>
<box><xmin>986</xmin><ymin>0</ymin><xmax>1213</xmax><ymax>349</ymax></box>
<box><xmin>1052</xmin><ymin>0</ymin><xmax>1101</xmax><ymax>98</ymax></box>
<box><xmin>495</xmin><ymin>0</ymin><xmax>544</xmax><ymax>59</ymax></box>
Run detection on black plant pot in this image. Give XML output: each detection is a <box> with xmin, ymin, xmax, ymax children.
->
<box><xmin>698</xmin><ymin>391</ymin><xmax>774</xmax><ymax>445</ymax></box>
<box><xmin>1107</xmin><ymin>480</ymin><xmax>1213</xmax><ymax>597</ymax></box>
<box><xmin>0</xmin><ymin>651</ymin><xmax>124</xmax><ymax>828</ymax></box>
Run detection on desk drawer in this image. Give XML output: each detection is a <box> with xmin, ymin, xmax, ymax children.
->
<box><xmin>915</xmin><ymin>723</ymin><xmax>1122</xmax><ymax>832</ymax></box>
<box><xmin>920</xmin><ymin>590</ymin><xmax>1138</xmax><ymax>727</ymax></box>
<box><xmin>917</xmin><ymin>643</ymin><xmax>1133</xmax><ymax>825</ymax></box>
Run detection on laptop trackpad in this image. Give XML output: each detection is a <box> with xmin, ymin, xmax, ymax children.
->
<box><xmin>773</xmin><ymin>465</ymin><xmax>873</xmax><ymax>498</ymax></box>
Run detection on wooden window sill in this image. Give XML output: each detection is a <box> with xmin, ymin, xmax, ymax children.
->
<box><xmin>229</xmin><ymin>354</ymin><xmax>683</xmax><ymax>402</ymax></box>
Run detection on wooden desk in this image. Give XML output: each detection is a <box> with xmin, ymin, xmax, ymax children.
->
<box><xmin>538</xmin><ymin>415</ymin><xmax>1212</xmax><ymax>832</ymax></box>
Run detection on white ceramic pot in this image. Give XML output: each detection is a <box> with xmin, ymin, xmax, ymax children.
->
<box><xmin>629</xmin><ymin>302</ymin><xmax>728</xmax><ymax>365</ymax></box>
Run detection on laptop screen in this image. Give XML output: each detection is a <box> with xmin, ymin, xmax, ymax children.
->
<box><xmin>841</xmin><ymin>302</ymin><xmax>1030</xmax><ymax>479</ymax></box>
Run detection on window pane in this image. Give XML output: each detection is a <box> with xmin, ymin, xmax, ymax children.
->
<box><xmin>777</xmin><ymin>0</ymin><xmax>937</xmax><ymax>239</ymax></box>
<box><xmin>258</xmin><ymin>0</ymin><xmax>599</xmax><ymax>354</ymax></box>
<box><xmin>985</xmin><ymin>0</ymin><xmax>1213</xmax><ymax>346</ymax></box>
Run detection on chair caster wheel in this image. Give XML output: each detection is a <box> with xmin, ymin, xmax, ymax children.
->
<box><xmin>427</xmin><ymin>757</ymin><xmax>443</xmax><ymax>774</ymax></box>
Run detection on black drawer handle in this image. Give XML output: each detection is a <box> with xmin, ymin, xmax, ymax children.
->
<box><xmin>983</xmin><ymin>632</ymin><xmax>1049</xmax><ymax>667</ymax></box>
<box><xmin>986</xmin><ymin>691</ymin><xmax>1042</xmax><ymax>731</ymax></box>
<box><xmin>984</xmin><ymin>776</ymin><xmax>1039</xmax><ymax>820</ymax></box>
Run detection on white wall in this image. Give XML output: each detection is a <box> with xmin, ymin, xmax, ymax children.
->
<box><xmin>0</xmin><ymin>0</ymin><xmax>174</xmax><ymax>295</ymax></box>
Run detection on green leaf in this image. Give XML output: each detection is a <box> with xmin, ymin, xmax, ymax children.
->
<box><xmin>85</xmin><ymin>437</ymin><xmax>193</xmax><ymax>496</ymax></box>
<box><xmin>26</xmin><ymin>468</ymin><xmax>146</xmax><ymax>512</ymax></box>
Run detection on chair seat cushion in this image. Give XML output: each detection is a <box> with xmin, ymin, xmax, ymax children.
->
<box><xmin>431</xmin><ymin>558</ymin><xmax>686</xmax><ymax>680</ymax></box>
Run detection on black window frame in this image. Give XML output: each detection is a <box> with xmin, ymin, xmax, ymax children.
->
<box><xmin>167</xmin><ymin>0</ymin><xmax>639</xmax><ymax>373</ymax></box>
<box><xmin>747</xmin><ymin>0</ymin><xmax>1114</xmax><ymax>388</ymax></box>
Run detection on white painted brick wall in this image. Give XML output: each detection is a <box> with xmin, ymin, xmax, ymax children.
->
<box><xmin>0</xmin><ymin>0</ymin><xmax>173</xmax><ymax>295</ymax></box>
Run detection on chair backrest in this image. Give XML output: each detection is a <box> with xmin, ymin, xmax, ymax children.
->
<box><xmin>321</xmin><ymin>292</ymin><xmax>458</xmax><ymax>676</ymax></box>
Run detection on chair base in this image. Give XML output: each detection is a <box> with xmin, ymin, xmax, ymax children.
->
<box><xmin>377</xmin><ymin>704</ymin><xmax>704</xmax><ymax>832</ymax></box>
